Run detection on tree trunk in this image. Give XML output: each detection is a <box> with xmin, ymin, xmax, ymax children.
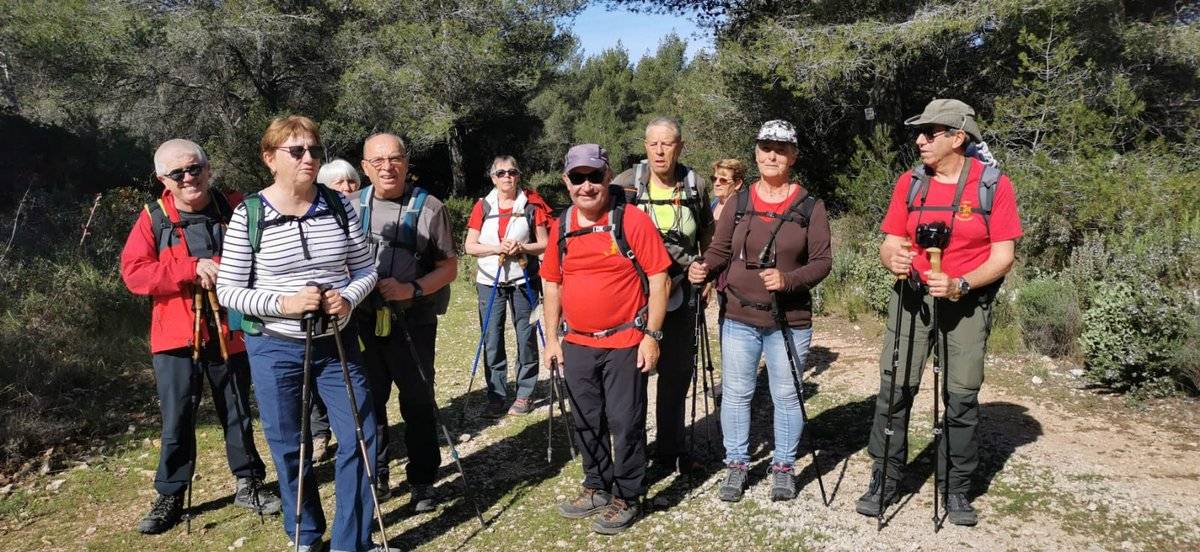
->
<box><xmin>447</xmin><ymin>124</ymin><xmax>466</xmax><ymax>197</ymax></box>
<box><xmin>0</xmin><ymin>50</ymin><xmax>20</xmax><ymax>113</ymax></box>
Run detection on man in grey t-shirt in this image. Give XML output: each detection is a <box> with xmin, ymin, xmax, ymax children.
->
<box><xmin>350</xmin><ymin>132</ymin><xmax>457</xmax><ymax>512</ymax></box>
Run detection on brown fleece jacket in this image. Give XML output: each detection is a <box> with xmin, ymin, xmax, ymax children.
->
<box><xmin>702</xmin><ymin>186</ymin><xmax>832</xmax><ymax>329</ymax></box>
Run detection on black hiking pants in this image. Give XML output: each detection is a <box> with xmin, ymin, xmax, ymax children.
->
<box><xmin>654</xmin><ymin>300</ymin><xmax>696</xmax><ymax>460</ymax></box>
<box><xmin>152</xmin><ymin>344</ymin><xmax>267</xmax><ymax>496</ymax></box>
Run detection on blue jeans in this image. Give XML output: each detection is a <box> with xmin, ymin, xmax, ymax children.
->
<box><xmin>246</xmin><ymin>328</ymin><xmax>378</xmax><ymax>552</ymax></box>
<box><xmin>476</xmin><ymin>282</ymin><xmax>539</xmax><ymax>402</ymax></box>
<box><xmin>720</xmin><ymin>318</ymin><xmax>813</xmax><ymax>467</ymax></box>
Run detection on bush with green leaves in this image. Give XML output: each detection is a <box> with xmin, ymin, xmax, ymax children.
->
<box><xmin>1015</xmin><ymin>277</ymin><xmax>1082</xmax><ymax>358</ymax></box>
<box><xmin>1078</xmin><ymin>281</ymin><xmax>1198</xmax><ymax>397</ymax></box>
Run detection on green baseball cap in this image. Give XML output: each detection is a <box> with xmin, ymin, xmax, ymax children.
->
<box><xmin>904</xmin><ymin>99</ymin><xmax>982</xmax><ymax>142</ymax></box>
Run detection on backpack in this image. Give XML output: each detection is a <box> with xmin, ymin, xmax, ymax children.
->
<box><xmin>627</xmin><ymin>161</ymin><xmax>710</xmax><ymax>251</ymax></box>
<box><xmin>357</xmin><ymin>184</ymin><xmax>428</xmax><ymax>256</ymax></box>
<box><xmin>478</xmin><ymin>196</ymin><xmax>539</xmax><ymax>240</ymax></box>
<box><xmin>237</xmin><ymin>183</ymin><xmax>350</xmax><ymax>335</ymax></box>
<box><xmin>556</xmin><ymin>185</ymin><xmax>650</xmax><ymax>338</ymax></box>
<box><xmin>144</xmin><ymin>190</ymin><xmax>233</xmax><ymax>254</ymax></box>
<box><xmin>727</xmin><ymin>186</ymin><xmax>818</xmax><ymax>312</ymax></box>
<box><xmin>905</xmin><ymin>161</ymin><xmax>1002</xmax><ymax>233</ymax></box>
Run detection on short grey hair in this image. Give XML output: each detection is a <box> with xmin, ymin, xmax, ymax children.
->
<box><xmin>645</xmin><ymin>116</ymin><xmax>682</xmax><ymax>141</ymax></box>
<box><xmin>362</xmin><ymin>132</ymin><xmax>408</xmax><ymax>157</ymax></box>
<box><xmin>487</xmin><ymin>155</ymin><xmax>520</xmax><ymax>176</ymax></box>
<box><xmin>154</xmin><ymin>139</ymin><xmax>208</xmax><ymax>175</ymax></box>
<box><xmin>318</xmin><ymin>159</ymin><xmax>360</xmax><ymax>185</ymax></box>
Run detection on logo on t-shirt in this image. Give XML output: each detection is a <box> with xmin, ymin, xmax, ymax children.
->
<box><xmin>956</xmin><ymin>200</ymin><xmax>974</xmax><ymax>221</ymax></box>
<box><xmin>607</xmin><ymin>238</ymin><xmax>619</xmax><ymax>256</ymax></box>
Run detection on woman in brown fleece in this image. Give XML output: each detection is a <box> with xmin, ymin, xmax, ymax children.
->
<box><xmin>688</xmin><ymin>120</ymin><xmax>833</xmax><ymax>503</ymax></box>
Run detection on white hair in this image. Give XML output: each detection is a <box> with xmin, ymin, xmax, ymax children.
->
<box><xmin>153</xmin><ymin>139</ymin><xmax>208</xmax><ymax>175</ymax></box>
<box><xmin>318</xmin><ymin>158</ymin><xmax>361</xmax><ymax>185</ymax></box>
<box><xmin>645</xmin><ymin>116</ymin><xmax>682</xmax><ymax>141</ymax></box>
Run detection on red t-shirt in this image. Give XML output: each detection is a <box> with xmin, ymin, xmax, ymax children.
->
<box><xmin>749</xmin><ymin>183</ymin><xmax>801</xmax><ymax>222</ymax></box>
<box><xmin>466</xmin><ymin>190</ymin><xmax>551</xmax><ymax>238</ymax></box>
<box><xmin>880</xmin><ymin>158</ymin><xmax>1022</xmax><ymax>282</ymax></box>
<box><xmin>542</xmin><ymin>206</ymin><xmax>671</xmax><ymax>349</ymax></box>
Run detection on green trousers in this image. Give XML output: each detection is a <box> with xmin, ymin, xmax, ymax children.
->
<box><xmin>866</xmin><ymin>281</ymin><xmax>996</xmax><ymax>494</ymax></box>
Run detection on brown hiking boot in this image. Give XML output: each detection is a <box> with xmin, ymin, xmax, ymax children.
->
<box><xmin>508</xmin><ymin>397</ymin><xmax>535</xmax><ymax>415</ymax></box>
<box><xmin>557</xmin><ymin>486</ymin><xmax>611</xmax><ymax>519</ymax></box>
<box><xmin>592</xmin><ymin>496</ymin><xmax>639</xmax><ymax>535</ymax></box>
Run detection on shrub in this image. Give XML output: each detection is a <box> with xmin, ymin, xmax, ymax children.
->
<box><xmin>821</xmin><ymin>217</ymin><xmax>893</xmax><ymax>319</ymax></box>
<box><xmin>442</xmin><ymin>195</ymin><xmax>476</xmax><ymax>255</ymax></box>
<box><xmin>1078</xmin><ymin>281</ymin><xmax>1197</xmax><ymax>396</ymax></box>
<box><xmin>1015</xmin><ymin>277</ymin><xmax>1082</xmax><ymax>358</ymax></box>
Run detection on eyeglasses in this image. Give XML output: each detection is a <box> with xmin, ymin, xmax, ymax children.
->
<box><xmin>163</xmin><ymin>164</ymin><xmax>205</xmax><ymax>182</ymax></box>
<box><xmin>366</xmin><ymin>155</ymin><xmax>406</xmax><ymax>169</ymax></box>
<box><xmin>567</xmin><ymin>171</ymin><xmax>606</xmax><ymax>185</ymax></box>
<box><xmin>915</xmin><ymin>128</ymin><xmax>953</xmax><ymax>141</ymax></box>
<box><xmin>713</xmin><ymin>176</ymin><xmax>735</xmax><ymax>185</ymax></box>
<box><xmin>492</xmin><ymin>169</ymin><xmax>521</xmax><ymax>178</ymax></box>
<box><xmin>275</xmin><ymin>145</ymin><xmax>325</xmax><ymax>160</ymax></box>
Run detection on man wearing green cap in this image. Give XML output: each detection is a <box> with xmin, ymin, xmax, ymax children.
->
<box><xmin>856</xmin><ymin>99</ymin><xmax>1022</xmax><ymax>527</ymax></box>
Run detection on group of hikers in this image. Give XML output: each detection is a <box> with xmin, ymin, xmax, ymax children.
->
<box><xmin>119</xmin><ymin>97</ymin><xmax>1021</xmax><ymax>550</ymax></box>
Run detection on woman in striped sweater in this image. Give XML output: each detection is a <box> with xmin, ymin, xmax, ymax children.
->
<box><xmin>216</xmin><ymin>116</ymin><xmax>383</xmax><ymax>552</ymax></box>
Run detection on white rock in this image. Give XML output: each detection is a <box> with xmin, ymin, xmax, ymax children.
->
<box><xmin>1070</xmin><ymin>368</ymin><xmax>1085</xmax><ymax>378</ymax></box>
<box><xmin>46</xmin><ymin>479</ymin><xmax>65</xmax><ymax>492</ymax></box>
<box><xmin>1087</xmin><ymin>502</ymin><xmax>1098</xmax><ymax>511</ymax></box>
<box><xmin>232</xmin><ymin>536</ymin><xmax>246</xmax><ymax>548</ymax></box>
<box><xmin>85</xmin><ymin>526</ymin><xmax>96</xmax><ymax>535</ymax></box>
<box><xmin>0</xmin><ymin>484</ymin><xmax>12</xmax><ymax>496</ymax></box>
<box><xmin>1031</xmin><ymin>376</ymin><xmax>1043</xmax><ymax>385</ymax></box>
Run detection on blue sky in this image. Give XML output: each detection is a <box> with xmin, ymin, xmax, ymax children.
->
<box><xmin>567</xmin><ymin>5</ymin><xmax>713</xmax><ymax>61</ymax></box>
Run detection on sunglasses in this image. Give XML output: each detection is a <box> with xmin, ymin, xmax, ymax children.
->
<box><xmin>275</xmin><ymin>145</ymin><xmax>325</xmax><ymax>160</ymax></box>
<box><xmin>713</xmin><ymin>176</ymin><xmax>736</xmax><ymax>185</ymax></box>
<box><xmin>567</xmin><ymin>171</ymin><xmax>606</xmax><ymax>185</ymax></box>
<box><xmin>492</xmin><ymin>169</ymin><xmax>521</xmax><ymax>178</ymax></box>
<box><xmin>914</xmin><ymin>127</ymin><xmax>952</xmax><ymax>141</ymax></box>
<box><xmin>163</xmin><ymin>164</ymin><xmax>205</xmax><ymax>182</ymax></box>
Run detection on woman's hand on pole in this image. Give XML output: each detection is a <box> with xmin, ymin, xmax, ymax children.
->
<box><xmin>687</xmin><ymin>261</ymin><xmax>709</xmax><ymax>284</ymax></box>
<box><xmin>280</xmin><ymin>285</ymin><xmax>323</xmax><ymax>315</ymax></box>
<box><xmin>322</xmin><ymin>289</ymin><xmax>351</xmax><ymax>317</ymax></box>
<box><xmin>759</xmin><ymin>268</ymin><xmax>784</xmax><ymax>291</ymax></box>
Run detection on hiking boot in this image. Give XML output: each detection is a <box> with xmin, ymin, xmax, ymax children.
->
<box><xmin>137</xmin><ymin>493</ymin><xmax>184</xmax><ymax>534</ymax></box>
<box><xmin>557</xmin><ymin>486</ymin><xmax>612</xmax><ymax>518</ymax></box>
<box><xmin>591</xmin><ymin>496</ymin><xmax>639</xmax><ymax>535</ymax></box>
<box><xmin>411</xmin><ymin>484</ymin><xmax>439</xmax><ymax>513</ymax></box>
<box><xmin>855</xmin><ymin>468</ymin><xmax>899</xmax><ymax>517</ymax></box>
<box><xmin>717</xmin><ymin>463</ymin><xmax>749</xmax><ymax>502</ymax></box>
<box><xmin>481</xmin><ymin>400</ymin><xmax>507</xmax><ymax>419</ymax></box>
<box><xmin>234</xmin><ymin>477</ymin><xmax>282</xmax><ymax>515</ymax></box>
<box><xmin>508</xmin><ymin>397</ymin><xmax>535</xmax><ymax>415</ymax></box>
<box><xmin>946</xmin><ymin>493</ymin><xmax>978</xmax><ymax>526</ymax></box>
<box><xmin>374</xmin><ymin>469</ymin><xmax>392</xmax><ymax>502</ymax></box>
<box><xmin>311</xmin><ymin>433</ymin><xmax>331</xmax><ymax>463</ymax></box>
<box><xmin>769</xmin><ymin>463</ymin><xmax>797</xmax><ymax>501</ymax></box>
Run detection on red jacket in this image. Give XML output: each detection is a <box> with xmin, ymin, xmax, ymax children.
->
<box><xmin>120</xmin><ymin>189</ymin><xmax>247</xmax><ymax>355</ymax></box>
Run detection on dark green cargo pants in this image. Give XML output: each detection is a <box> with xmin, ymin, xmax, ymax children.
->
<box><xmin>866</xmin><ymin>281</ymin><xmax>996</xmax><ymax>494</ymax></box>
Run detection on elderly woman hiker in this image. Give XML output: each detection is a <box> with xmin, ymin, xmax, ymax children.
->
<box><xmin>217</xmin><ymin>115</ymin><xmax>395</xmax><ymax>552</ymax></box>
<box><xmin>689</xmin><ymin>120</ymin><xmax>833</xmax><ymax>503</ymax></box>
<box><xmin>463</xmin><ymin>156</ymin><xmax>551</xmax><ymax>418</ymax></box>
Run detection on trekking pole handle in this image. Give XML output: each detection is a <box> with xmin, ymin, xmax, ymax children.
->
<box><xmin>302</xmin><ymin>281</ymin><xmax>333</xmax><ymax>322</ymax></box>
<box><xmin>896</xmin><ymin>241</ymin><xmax>911</xmax><ymax>280</ymax></box>
<box><xmin>927</xmin><ymin>247</ymin><xmax>943</xmax><ymax>275</ymax></box>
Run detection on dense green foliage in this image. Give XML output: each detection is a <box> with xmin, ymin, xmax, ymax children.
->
<box><xmin>0</xmin><ymin>0</ymin><xmax>1197</xmax><ymax>469</ymax></box>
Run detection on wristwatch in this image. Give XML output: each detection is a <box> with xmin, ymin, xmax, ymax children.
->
<box><xmin>644</xmin><ymin>329</ymin><xmax>664</xmax><ymax>342</ymax></box>
<box><xmin>956</xmin><ymin>277</ymin><xmax>971</xmax><ymax>299</ymax></box>
<box><xmin>411</xmin><ymin>280</ymin><xmax>424</xmax><ymax>300</ymax></box>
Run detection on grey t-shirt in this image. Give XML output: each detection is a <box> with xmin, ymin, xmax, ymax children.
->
<box><xmin>350</xmin><ymin>187</ymin><xmax>457</xmax><ymax>322</ymax></box>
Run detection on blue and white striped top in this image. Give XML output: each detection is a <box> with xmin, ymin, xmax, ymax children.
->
<box><xmin>216</xmin><ymin>191</ymin><xmax>378</xmax><ymax>339</ymax></box>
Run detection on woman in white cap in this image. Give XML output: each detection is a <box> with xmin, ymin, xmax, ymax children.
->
<box><xmin>689</xmin><ymin>120</ymin><xmax>832</xmax><ymax>503</ymax></box>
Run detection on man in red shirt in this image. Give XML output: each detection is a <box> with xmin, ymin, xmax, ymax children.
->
<box><xmin>857</xmin><ymin>99</ymin><xmax>1022</xmax><ymax>527</ymax></box>
<box><xmin>542</xmin><ymin>143</ymin><xmax>671</xmax><ymax>535</ymax></box>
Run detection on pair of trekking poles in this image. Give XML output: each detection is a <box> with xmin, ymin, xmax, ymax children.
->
<box><xmin>187</xmin><ymin>286</ymin><xmax>265</xmax><ymax>533</ymax></box>
<box><xmin>876</xmin><ymin>222</ymin><xmax>953</xmax><ymax>532</ymax></box>
<box><xmin>460</xmin><ymin>257</ymin><xmax>577</xmax><ymax>463</ymax></box>
<box><xmin>291</xmin><ymin>282</ymin><xmax>484</xmax><ymax>552</ymax></box>
<box><xmin>688</xmin><ymin>292</ymin><xmax>720</xmax><ymax>458</ymax></box>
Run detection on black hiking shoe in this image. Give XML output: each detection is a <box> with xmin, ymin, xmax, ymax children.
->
<box><xmin>855</xmin><ymin>468</ymin><xmax>899</xmax><ymax>517</ymax></box>
<box><xmin>234</xmin><ymin>477</ymin><xmax>282</xmax><ymax>515</ymax></box>
<box><xmin>411</xmin><ymin>484</ymin><xmax>439</xmax><ymax>513</ymax></box>
<box><xmin>769</xmin><ymin>463</ymin><xmax>797</xmax><ymax>501</ymax></box>
<box><xmin>717</xmin><ymin>463</ymin><xmax>749</xmax><ymax>502</ymax></box>
<box><xmin>946</xmin><ymin>493</ymin><xmax>978</xmax><ymax>526</ymax></box>
<box><xmin>374</xmin><ymin>469</ymin><xmax>392</xmax><ymax>502</ymax></box>
<box><xmin>557</xmin><ymin>486</ymin><xmax>612</xmax><ymax>518</ymax></box>
<box><xmin>137</xmin><ymin>493</ymin><xmax>184</xmax><ymax>534</ymax></box>
<box><xmin>591</xmin><ymin>497</ymin><xmax>639</xmax><ymax>535</ymax></box>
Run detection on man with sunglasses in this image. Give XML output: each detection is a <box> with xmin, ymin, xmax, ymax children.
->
<box><xmin>612</xmin><ymin>117</ymin><xmax>714</xmax><ymax>476</ymax></box>
<box><xmin>351</xmin><ymin>133</ymin><xmax>458</xmax><ymax>512</ymax></box>
<box><xmin>542</xmin><ymin>144</ymin><xmax>671</xmax><ymax>534</ymax></box>
<box><xmin>120</xmin><ymin>139</ymin><xmax>280</xmax><ymax>534</ymax></box>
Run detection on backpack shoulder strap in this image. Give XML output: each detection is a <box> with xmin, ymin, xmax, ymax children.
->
<box><xmin>557</xmin><ymin>206</ymin><xmax>573</xmax><ymax>267</ymax></box>
<box><xmin>733</xmin><ymin>186</ymin><xmax>751</xmax><ymax>225</ymax></box>
<box><xmin>906</xmin><ymin>167</ymin><xmax>929</xmax><ymax>210</ymax></box>
<box><xmin>243</xmin><ymin>193</ymin><xmax>264</xmax><ymax>253</ymax></box>
<box><xmin>479</xmin><ymin>197</ymin><xmax>491</xmax><ymax>220</ymax></box>
<box><xmin>399</xmin><ymin>186</ymin><xmax>429</xmax><ymax>250</ymax></box>
<box><xmin>794</xmin><ymin>194</ymin><xmax>817</xmax><ymax>227</ymax></box>
<box><xmin>315</xmin><ymin>183</ymin><xmax>349</xmax><ymax>237</ymax></box>
<box><xmin>358</xmin><ymin>185</ymin><xmax>373</xmax><ymax>233</ymax></box>
<box><xmin>978</xmin><ymin>164</ymin><xmax>1001</xmax><ymax>219</ymax></box>
<box><xmin>610</xmin><ymin>199</ymin><xmax>649</xmax><ymax>297</ymax></box>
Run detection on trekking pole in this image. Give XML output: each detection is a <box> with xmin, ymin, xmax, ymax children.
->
<box><xmin>916</xmin><ymin>222</ymin><xmax>951</xmax><ymax>532</ymax></box>
<box><xmin>516</xmin><ymin>258</ymin><xmax>578</xmax><ymax>461</ymax></box>
<box><xmin>695</xmin><ymin>295</ymin><xmax>717</xmax><ymax>456</ymax></box>
<box><xmin>396</xmin><ymin>312</ymin><xmax>487</xmax><ymax>527</ymax></box>
<box><xmin>202</xmin><ymin>289</ymin><xmax>266</xmax><ymax>525</ymax></box>
<box><xmin>877</xmin><ymin>241</ymin><xmax>911</xmax><ymax>530</ymax></box>
<box><xmin>185</xmin><ymin>286</ymin><xmax>204</xmax><ymax>534</ymax></box>
<box><xmin>689</xmin><ymin>295</ymin><xmax>701</xmax><ymax>456</ymax></box>
<box><xmin>771</xmin><ymin>292</ymin><xmax>829</xmax><ymax>507</ymax></box>
<box><xmin>192</xmin><ymin>287</ymin><xmax>203</xmax><ymax>362</ymax></box>
<box><xmin>460</xmin><ymin>256</ymin><xmax>505</xmax><ymax>428</ymax></box>
<box><xmin>293</xmin><ymin>291</ymin><xmax>320</xmax><ymax>552</ymax></box>
<box><xmin>318</xmin><ymin>288</ymin><xmax>390</xmax><ymax>545</ymax></box>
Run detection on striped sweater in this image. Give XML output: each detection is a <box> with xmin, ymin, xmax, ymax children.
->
<box><xmin>216</xmin><ymin>190</ymin><xmax>378</xmax><ymax>339</ymax></box>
